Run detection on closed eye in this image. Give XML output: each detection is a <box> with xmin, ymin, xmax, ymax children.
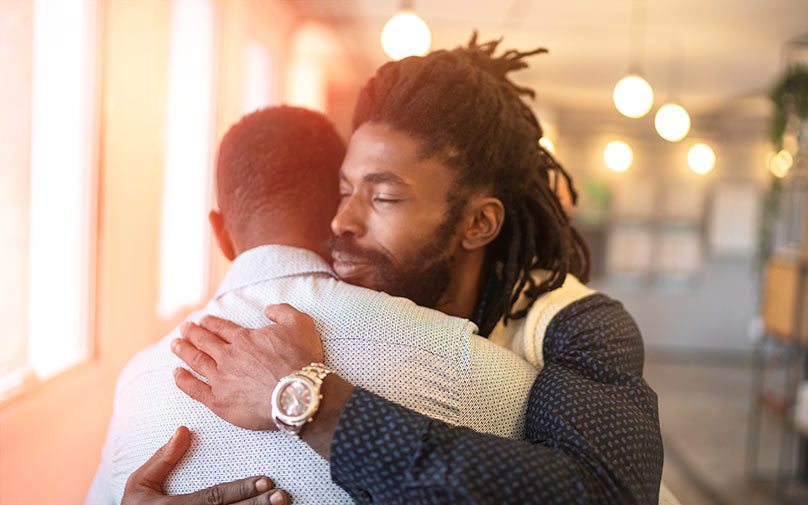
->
<box><xmin>338</xmin><ymin>186</ymin><xmax>353</xmax><ymax>200</ymax></box>
<box><xmin>372</xmin><ymin>196</ymin><xmax>401</xmax><ymax>204</ymax></box>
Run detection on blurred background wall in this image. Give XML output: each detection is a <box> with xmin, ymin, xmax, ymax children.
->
<box><xmin>0</xmin><ymin>1</ymin><xmax>806</xmax><ymax>504</ymax></box>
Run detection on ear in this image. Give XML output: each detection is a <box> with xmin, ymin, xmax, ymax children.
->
<box><xmin>209</xmin><ymin>210</ymin><xmax>236</xmax><ymax>261</ymax></box>
<box><xmin>460</xmin><ymin>197</ymin><xmax>504</xmax><ymax>251</ymax></box>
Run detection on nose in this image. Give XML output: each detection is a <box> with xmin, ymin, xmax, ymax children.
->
<box><xmin>330</xmin><ymin>194</ymin><xmax>366</xmax><ymax>238</ymax></box>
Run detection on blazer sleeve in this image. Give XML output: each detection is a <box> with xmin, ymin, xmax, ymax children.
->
<box><xmin>329</xmin><ymin>293</ymin><xmax>663</xmax><ymax>505</ymax></box>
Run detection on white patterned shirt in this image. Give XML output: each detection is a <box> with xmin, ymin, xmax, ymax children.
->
<box><xmin>85</xmin><ymin>245</ymin><xmax>538</xmax><ymax>505</ymax></box>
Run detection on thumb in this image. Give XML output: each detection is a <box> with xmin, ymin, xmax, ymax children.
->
<box><xmin>263</xmin><ymin>303</ymin><xmax>303</xmax><ymax>325</ymax></box>
<box><xmin>131</xmin><ymin>426</ymin><xmax>192</xmax><ymax>490</ymax></box>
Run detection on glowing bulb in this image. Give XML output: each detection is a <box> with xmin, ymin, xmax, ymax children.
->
<box><xmin>655</xmin><ymin>103</ymin><xmax>690</xmax><ymax>142</ymax></box>
<box><xmin>688</xmin><ymin>144</ymin><xmax>715</xmax><ymax>174</ymax></box>
<box><xmin>381</xmin><ymin>12</ymin><xmax>431</xmax><ymax>60</ymax></box>
<box><xmin>613</xmin><ymin>75</ymin><xmax>654</xmax><ymax>118</ymax></box>
<box><xmin>539</xmin><ymin>136</ymin><xmax>555</xmax><ymax>153</ymax></box>
<box><xmin>604</xmin><ymin>141</ymin><xmax>633</xmax><ymax>172</ymax></box>
<box><xmin>768</xmin><ymin>150</ymin><xmax>793</xmax><ymax>178</ymax></box>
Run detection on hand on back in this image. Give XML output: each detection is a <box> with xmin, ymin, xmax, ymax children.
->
<box><xmin>121</xmin><ymin>426</ymin><xmax>289</xmax><ymax>505</ymax></box>
<box><xmin>172</xmin><ymin>303</ymin><xmax>324</xmax><ymax>430</ymax></box>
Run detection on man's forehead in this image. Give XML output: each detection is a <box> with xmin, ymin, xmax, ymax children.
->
<box><xmin>345</xmin><ymin>123</ymin><xmax>419</xmax><ymax>159</ymax></box>
<box><xmin>338</xmin><ymin>170</ymin><xmax>408</xmax><ymax>186</ymax></box>
<box><xmin>340</xmin><ymin>123</ymin><xmax>454</xmax><ymax>187</ymax></box>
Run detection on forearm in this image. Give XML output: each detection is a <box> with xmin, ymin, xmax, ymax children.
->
<box><xmin>327</xmin><ymin>295</ymin><xmax>663</xmax><ymax>505</ymax></box>
<box><xmin>299</xmin><ymin>373</ymin><xmax>355</xmax><ymax>460</ymax></box>
<box><xmin>330</xmin><ymin>384</ymin><xmax>659</xmax><ymax>505</ymax></box>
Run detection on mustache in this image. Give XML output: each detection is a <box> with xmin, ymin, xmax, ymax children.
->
<box><xmin>325</xmin><ymin>235</ymin><xmax>390</xmax><ymax>266</ymax></box>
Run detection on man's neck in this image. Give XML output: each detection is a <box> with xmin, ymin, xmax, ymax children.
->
<box><xmin>235</xmin><ymin>231</ymin><xmax>328</xmax><ymax>260</ymax></box>
<box><xmin>432</xmin><ymin>250</ymin><xmax>484</xmax><ymax>320</ymax></box>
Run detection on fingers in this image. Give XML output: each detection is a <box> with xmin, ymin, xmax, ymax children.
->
<box><xmin>123</xmin><ymin>427</ymin><xmax>291</xmax><ymax>505</ymax></box>
<box><xmin>197</xmin><ymin>315</ymin><xmax>248</xmax><ymax>344</ymax></box>
<box><xmin>263</xmin><ymin>303</ymin><xmax>307</xmax><ymax>326</ymax></box>
<box><xmin>171</xmin><ymin>338</ymin><xmax>217</xmax><ymax>379</ymax></box>
<box><xmin>173</xmin><ymin>367</ymin><xmax>214</xmax><ymax>405</ymax></box>
<box><xmin>181</xmin><ymin>321</ymin><xmax>228</xmax><ymax>356</ymax></box>
<box><xmin>127</xmin><ymin>426</ymin><xmax>191</xmax><ymax>491</ymax></box>
<box><xmin>231</xmin><ymin>488</ymin><xmax>289</xmax><ymax>505</ymax></box>
<box><xmin>265</xmin><ymin>489</ymin><xmax>289</xmax><ymax>505</ymax></box>
<box><xmin>181</xmin><ymin>476</ymin><xmax>282</xmax><ymax>505</ymax></box>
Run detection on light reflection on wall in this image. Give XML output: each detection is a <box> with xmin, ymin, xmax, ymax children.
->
<box><xmin>243</xmin><ymin>41</ymin><xmax>273</xmax><ymax>114</ymax></box>
<box><xmin>27</xmin><ymin>0</ymin><xmax>97</xmax><ymax>381</ymax></box>
<box><xmin>157</xmin><ymin>0</ymin><xmax>216</xmax><ymax>318</ymax></box>
<box><xmin>285</xmin><ymin>24</ymin><xmax>342</xmax><ymax>112</ymax></box>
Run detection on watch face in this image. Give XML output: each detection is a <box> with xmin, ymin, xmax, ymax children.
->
<box><xmin>278</xmin><ymin>379</ymin><xmax>313</xmax><ymax>417</ymax></box>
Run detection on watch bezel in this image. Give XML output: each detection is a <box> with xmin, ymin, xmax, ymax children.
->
<box><xmin>271</xmin><ymin>374</ymin><xmax>320</xmax><ymax>425</ymax></box>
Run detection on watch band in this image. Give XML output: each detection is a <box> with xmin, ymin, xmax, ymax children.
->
<box><xmin>272</xmin><ymin>362</ymin><xmax>332</xmax><ymax>438</ymax></box>
<box><xmin>298</xmin><ymin>362</ymin><xmax>331</xmax><ymax>383</ymax></box>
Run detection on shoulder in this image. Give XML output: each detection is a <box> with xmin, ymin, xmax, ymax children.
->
<box><xmin>490</xmin><ymin>272</ymin><xmax>596</xmax><ymax>368</ymax></box>
<box><xmin>544</xmin><ymin>292</ymin><xmax>645</xmax><ymax>377</ymax></box>
<box><xmin>114</xmin><ymin>331</ymin><xmax>180</xmax><ymax>398</ymax></box>
<box><xmin>547</xmin><ymin>291</ymin><xmax>640</xmax><ymax>343</ymax></box>
<box><xmin>304</xmin><ymin>277</ymin><xmax>480</xmax><ymax>357</ymax></box>
<box><xmin>521</xmin><ymin>273</ymin><xmax>596</xmax><ymax>361</ymax></box>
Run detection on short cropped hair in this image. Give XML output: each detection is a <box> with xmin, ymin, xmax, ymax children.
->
<box><xmin>216</xmin><ymin>106</ymin><xmax>345</xmax><ymax>237</ymax></box>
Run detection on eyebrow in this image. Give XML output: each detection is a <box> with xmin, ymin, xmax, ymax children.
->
<box><xmin>340</xmin><ymin>171</ymin><xmax>408</xmax><ymax>186</ymax></box>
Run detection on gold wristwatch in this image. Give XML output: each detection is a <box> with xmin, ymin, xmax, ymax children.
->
<box><xmin>271</xmin><ymin>362</ymin><xmax>332</xmax><ymax>438</ymax></box>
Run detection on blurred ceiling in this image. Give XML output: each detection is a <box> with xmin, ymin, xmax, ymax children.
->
<box><xmin>290</xmin><ymin>0</ymin><xmax>808</xmax><ymax>115</ymax></box>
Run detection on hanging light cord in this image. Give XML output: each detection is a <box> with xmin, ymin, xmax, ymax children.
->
<box><xmin>628</xmin><ymin>0</ymin><xmax>647</xmax><ymax>75</ymax></box>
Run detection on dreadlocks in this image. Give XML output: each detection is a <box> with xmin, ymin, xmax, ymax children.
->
<box><xmin>352</xmin><ymin>32</ymin><xmax>591</xmax><ymax>336</ymax></box>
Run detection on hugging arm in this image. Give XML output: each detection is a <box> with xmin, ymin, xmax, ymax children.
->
<box><xmin>329</xmin><ymin>295</ymin><xmax>663</xmax><ymax>505</ymax></box>
<box><xmin>171</xmin><ymin>297</ymin><xmax>662</xmax><ymax>505</ymax></box>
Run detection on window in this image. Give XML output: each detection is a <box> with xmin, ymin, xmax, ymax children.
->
<box><xmin>157</xmin><ymin>0</ymin><xmax>218</xmax><ymax>318</ymax></box>
<box><xmin>243</xmin><ymin>41</ymin><xmax>274</xmax><ymax>114</ymax></box>
<box><xmin>0</xmin><ymin>0</ymin><xmax>98</xmax><ymax>400</ymax></box>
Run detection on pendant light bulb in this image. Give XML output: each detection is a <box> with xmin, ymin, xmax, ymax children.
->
<box><xmin>381</xmin><ymin>10</ymin><xmax>431</xmax><ymax>61</ymax></box>
<box><xmin>768</xmin><ymin>150</ymin><xmax>793</xmax><ymax>178</ymax></box>
<box><xmin>688</xmin><ymin>143</ymin><xmax>715</xmax><ymax>174</ymax></box>
<box><xmin>604</xmin><ymin>141</ymin><xmax>633</xmax><ymax>172</ymax></box>
<box><xmin>655</xmin><ymin>103</ymin><xmax>690</xmax><ymax>142</ymax></box>
<box><xmin>613</xmin><ymin>75</ymin><xmax>654</xmax><ymax>118</ymax></box>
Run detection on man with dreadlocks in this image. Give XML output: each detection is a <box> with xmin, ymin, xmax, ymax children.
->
<box><xmin>151</xmin><ymin>35</ymin><xmax>664</xmax><ymax>505</ymax></box>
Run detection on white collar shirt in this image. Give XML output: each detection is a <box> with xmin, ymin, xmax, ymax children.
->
<box><xmin>86</xmin><ymin>245</ymin><xmax>538</xmax><ymax>505</ymax></box>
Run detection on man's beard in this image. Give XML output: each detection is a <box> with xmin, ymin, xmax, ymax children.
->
<box><xmin>326</xmin><ymin>211</ymin><xmax>461</xmax><ymax>309</ymax></box>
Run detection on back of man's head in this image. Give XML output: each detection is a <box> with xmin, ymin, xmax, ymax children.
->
<box><xmin>216</xmin><ymin>106</ymin><xmax>345</xmax><ymax>255</ymax></box>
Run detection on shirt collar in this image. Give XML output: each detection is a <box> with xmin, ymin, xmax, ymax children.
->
<box><xmin>214</xmin><ymin>244</ymin><xmax>337</xmax><ymax>298</ymax></box>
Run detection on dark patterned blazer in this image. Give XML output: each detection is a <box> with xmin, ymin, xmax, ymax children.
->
<box><xmin>330</xmin><ymin>292</ymin><xmax>664</xmax><ymax>505</ymax></box>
